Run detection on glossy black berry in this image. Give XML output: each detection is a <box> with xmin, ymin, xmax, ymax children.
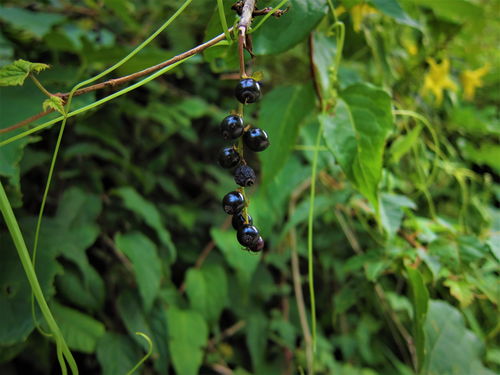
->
<box><xmin>243</xmin><ymin>128</ymin><xmax>270</xmax><ymax>152</ymax></box>
<box><xmin>222</xmin><ymin>191</ymin><xmax>245</xmax><ymax>215</ymax></box>
<box><xmin>234</xmin><ymin>165</ymin><xmax>256</xmax><ymax>187</ymax></box>
<box><xmin>248</xmin><ymin>236</ymin><xmax>264</xmax><ymax>252</ymax></box>
<box><xmin>237</xmin><ymin>225</ymin><xmax>260</xmax><ymax>247</ymax></box>
<box><xmin>232</xmin><ymin>213</ymin><xmax>253</xmax><ymax>230</ymax></box>
<box><xmin>218</xmin><ymin>147</ymin><xmax>241</xmax><ymax>168</ymax></box>
<box><xmin>220</xmin><ymin>115</ymin><xmax>244</xmax><ymax>140</ymax></box>
<box><xmin>235</xmin><ymin>78</ymin><xmax>261</xmax><ymax>104</ymax></box>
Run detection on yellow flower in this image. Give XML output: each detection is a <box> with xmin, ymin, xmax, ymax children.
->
<box><xmin>461</xmin><ymin>64</ymin><xmax>490</xmax><ymax>101</ymax></box>
<box><xmin>350</xmin><ymin>4</ymin><xmax>379</xmax><ymax>32</ymax></box>
<box><xmin>335</xmin><ymin>5</ymin><xmax>347</xmax><ymax>17</ymax></box>
<box><xmin>421</xmin><ymin>58</ymin><xmax>457</xmax><ymax>105</ymax></box>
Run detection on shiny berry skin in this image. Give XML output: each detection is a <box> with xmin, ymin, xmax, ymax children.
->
<box><xmin>234</xmin><ymin>165</ymin><xmax>256</xmax><ymax>187</ymax></box>
<box><xmin>218</xmin><ymin>147</ymin><xmax>241</xmax><ymax>168</ymax></box>
<box><xmin>243</xmin><ymin>128</ymin><xmax>270</xmax><ymax>152</ymax></box>
<box><xmin>222</xmin><ymin>191</ymin><xmax>245</xmax><ymax>215</ymax></box>
<box><xmin>232</xmin><ymin>213</ymin><xmax>253</xmax><ymax>230</ymax></box>
<box><xmin>235</xmin><ymin>78</ymin><xmax>261</xmax><ymax>104</ymax></box>
<box><xmin>237</xmin><ymin>225</ymin><xmax>260</xmax><ymax>247</ymax></box>
<box><xmin>248</xmin><ymin>236</ymin><xmax>264</xmax><ymax>252</ymax></box>
<box><xmin>220</xmin><ymin>115</ymin><xmax>244</xmax><ymax>140</ymax></box>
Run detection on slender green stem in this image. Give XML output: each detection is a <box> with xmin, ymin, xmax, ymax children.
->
<box><xmin>217</xmin><ymin>0</ymin><xmax>232</xmax><ymax>43</ymax></box>
<box><xmin>307</xmin><ymin>117</ymin><xmax>325</xmax><ymax>363</ymax></box>
<box><xmin>0</xmin><ymin>181</ymin><xmax>77</xmax><ymax>374</ymax></box>
<box><xmin>125</xmin><ymin>332</ymin><xmax>153</xmax><ymax>375</ymax></box>
<box><xmin>30</xmin><ymin>75</ymin><xmax>53</xmax><ymax>98</ymax></box>
<box><xmin>249</xmin><ymin>0</ymin><xmax>289</xmax><ymax>33</ymax></box>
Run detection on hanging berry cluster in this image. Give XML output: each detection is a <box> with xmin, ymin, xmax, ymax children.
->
<box><xmin>218</xmin><ymin>77</ymin><xmax>270</xmax><ymax>252</ymax></box>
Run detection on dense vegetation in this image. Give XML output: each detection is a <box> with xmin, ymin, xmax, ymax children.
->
<box><xmin>0</xmin><ymin>0</ymin><xmax>498</xmax><ymax>374</ymax></box>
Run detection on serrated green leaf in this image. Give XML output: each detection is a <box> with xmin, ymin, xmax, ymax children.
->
<box><xmin>114</xmin><ymin>187</ymin><xmax>176</xmax><ymax>262</ymax></box>
<box><xmin>258</xmin><ymin>84</ymin><xmax>315</xmax><ymax>184</ymax></box>
<box><xmin>323</xmin><ymin>83</ymin><xmax>393</xmax><ymax>210</ymax></box>
<box><xmin>0</xmin><ymin>59</ymin><xmax>49</xmax><ymax>86</ymax></box>
<box><xmin>423</xmin><ymin>300</ymin><xmax>495</xmax><ymax>375</ymax></box>
<box><xmin>115</xmin><ymin>232</ymin><xmax>162</xmax><ymax>312</ymax></box>
<box><xmin>51</xmin><ymin>302</ymin><xmax>105</xmax><ymax>353</ymax></box>
<box><xmin>96</xmin><ymin>333</ymin><xmax>141</xmax><ymax>375</ymax></box>
<box><xmin>166</xmin><ymin>308</ymin><xmax>208</xmax><ymax>375</ymax></box>
<box><xmin>185</xmin><ymin>264</ymin><xmax>228</xmax><ymax>325</ymax></box>
<box><xmin>42</xmin><ymin>96</ymin><xmax>65</xmax><ymax>114</ymax></box>
<box><xmin>443</xmin><ymin>279</ymin><xmax>475</xmax><ymax>308</ymax></box>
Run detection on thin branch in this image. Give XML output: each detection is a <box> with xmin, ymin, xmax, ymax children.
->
<box><xmin>231</xmin><ymin>1</ymin><xmax>287</xmax><ymax>17</ymax></box>
<box><xmin>236</xmin><ymin>0</ymin><xmax>256</xmax><ymax>78</ymax></box>
<box><xmin>288</xmin><ymin>178</ymin><xmax>314</xmax><ymax>375</ymax></box>
<box><xmin>0</xmin><ymin>29</ymin><xmax>233</xmax><ymax>135</ymax></box>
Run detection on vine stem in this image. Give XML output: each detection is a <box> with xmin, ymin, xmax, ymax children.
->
<box><xmin>30</xmin><ymin>75</ymin><xmax>53</xmax><ymax>98</ymax></box>
<box><xmin>1</xmin><ymin>26</ymin><xmax>228</xmax><ymax>136</ymax></box>
<box><xmin>0</xmin><ymin>181</ymin><xmax>78</xmax><ymax>374</ymax></box>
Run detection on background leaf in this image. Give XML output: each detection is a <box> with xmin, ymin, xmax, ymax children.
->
<box><xmin>323</xmin><ymin>83</ymin><xmax>393</xmax><ymax>210</ymax></box>
<box><xmin>166</xmin><ymin>308</ymin><xmax>208</xmax><ymax>375</ymax></box>
<box><xmin>115</xmin><ymin>231</ymin><xmax>162</xmax><ymax>312</ymax></box>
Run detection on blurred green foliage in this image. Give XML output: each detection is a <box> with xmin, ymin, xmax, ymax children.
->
<box><xmin>0</xmin><ymin>0</ymin><xmax>498</xmax><ymax>374</ymax></box>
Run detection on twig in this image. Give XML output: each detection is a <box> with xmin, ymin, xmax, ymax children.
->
<box><xmin>211</xmin><ymin>364</ymin><xmax>234</xmax><ymax>375</ymax></box>
<box><xmin>231</xmin><ymin>1</ymin><xmax>287</xmax><ymax>17</ymax></box>
<box><xmin>288</xmin><ymin>178</ymin><xmax>314</xmax><ymax>375</ymax></box>
<box><xmin>236</xmin><ymin>0</ymin><xmax>256</xmax><ymax>78</ymax></box>
<box><xmin>0</xmin><ymin>29</ymin><xmax>233</xmax><ymax>135</ymax></box>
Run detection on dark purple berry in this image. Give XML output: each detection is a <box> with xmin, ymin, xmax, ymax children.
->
<box><xmin>220</xmin><ymin>115</ymin><xmax>244</xmax><ymax>140</ymax></box>
<box><xmin>222</xmin><ymin>191</ymin><xmax>245</xmax><ymax>215</ymax></box>
<box><xmin>243</xmin><ymin>128</ymin><xmax>270</xmax><ymax>152</ymax></box>
<box><xmin>234</xmin><ymin>165</ymin><xmax>256</xmax><ymax>187</ymax></box>
<box><xmin>218</xmin><ymin>147</ymin><xmax>241</xmax><ymax>168</ymax></box>
<box><xmin>235</xmin><ymin>78</ymin><xmax>261</xmax><ymax>104</ymax></box>
<box><xmin>248</xmin><ymin>236</ymin><xmax>264</xmax><ymax>252</ymax></box>
<box><xmin>232</xmin><ymin>213</ymin><xmax>253</xmax><ymax>230</ymax></box>
<box><xmin>237</xmin><ymin>224</ymin><xmax>260</xmax><ymax>247</ymax></box>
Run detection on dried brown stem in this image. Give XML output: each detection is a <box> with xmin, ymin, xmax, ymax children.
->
<box><xmin>1</xmin><ymin>29</ymin><xmax>233</xmax><ymax>135</ymax></box>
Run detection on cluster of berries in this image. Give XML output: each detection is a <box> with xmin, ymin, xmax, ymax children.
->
<box><xmin>218</xmin><ymin>78</ymin><xmax>270</xmax><ymax>252</ymax></box>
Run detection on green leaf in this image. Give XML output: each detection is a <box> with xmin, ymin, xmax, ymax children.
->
<box><xmin>246</xmin><ymin>311</ymin><xmax>268</xmax><ymax>372</ymax></box>
<box><xmin>379</xmin><ymin>193</ymin><xmax>416</xmax><ymax>237</ymax></box>
<box><xmin>258</xmin><ymin>85</ymin><xmax>315</xmax><ymax>184</ymax></box>
<box><xmin>370</xmin><ymin>0</ymin><xmax>420</xmax><ymax>28</ymax></box>
<box><xmin>0</xmin><ymin>59</ymin><xmax>49</xmax><ymax>86</ymax></box>
<box><xmin>56</xmin><ymin>265</ymin><xmax>105</xmax><ymax>312</ymax></box>
<box><xmin>42</xmin><ymin>96</ymin><xmax>65</xmax><ymax>114</ymax></box>
<box><xmin>185</xmin><ymin>264</ymin><xmax>228</xmax><ymax>325</ymax></box>
<box><xmin>443</xmin><ymin>279</ymin><xmax>475</xmax><ymax>308</ymax></box>
<box><xmin>211</xmin><ymin>228</ymin><xmax>260</xmax><ymax>285</ymax></box>
<box><xmin>401</xmin><ymin>0</ymin><xmax>483</xmax><ymax>25</ymax></box>
<box><xmin>389</xmin><ymin>124</ymin><xmax>423</xmax><ymax>163</ymax></box>
<box><xmin>406</xmin><ymin>266</ymin><xmax>429</xmax><ymax>372</ymax></box>
<box><xmin>96</xmin><ymin>333</ymin><xmax>141</xmax><ymax>375</ymax></box>
<box><xmin>117</xmin><ymin>290</ymin><xmax>169</xmax><ymax>374</ymax></box>
<box><xmin>0</xmin><ymin>233</ymin><xmax>62</xmax><ymax>345</ymax></box>
<box><xmin>51</xmin><ymin>302</ymin><xmax>105</xmax><ymax>353</ymax></box>
<box><xmin>114</xmin><ymin>187</ymin><xmax>176</xmax><ymax>262</ymax></box>
<box><xmin>423</xmin><ymin>300</ymin><xmax>495</xmax><ymax>375</ymax></box>
<box><xmin>312</xmin><ymin>31</ymin><xmax>337</xmax><ymax>98</ymax></box>
<box><xmin>253</xmin><ymin>0</ymin><xmax>327</xmax><ymax>55</ymax></box>
<box><xmin>166</xmin><ymin>308</ymin><xmax>208</xmax><ymax>375</ymax></box>
<box><xmin>115</xmin><ymin>232</ymin><xmax>162</xmax><ymax>311</ymax></box>
<box><xmin>0</xmin><ymin>7</ymin><xmax>64</xmax><ymax>38</ymax></box>
<box><xmin>323</xmin><ymin>83</ymin><xmax>393</xmax><ymax>210</ymax></box>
